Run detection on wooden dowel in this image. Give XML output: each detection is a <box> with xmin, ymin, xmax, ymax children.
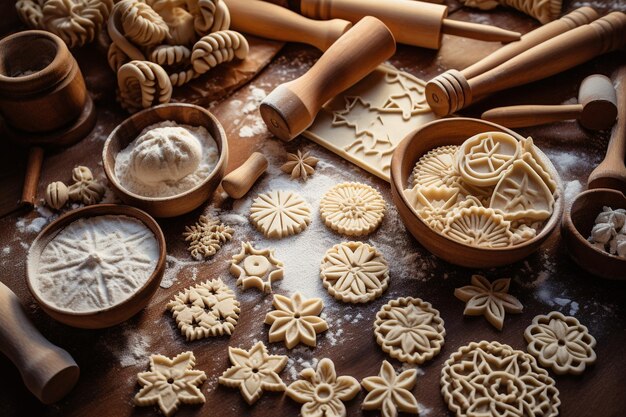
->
<box><xmin>482</xmin><ymin>104</ymin><xmax>583</xmax><ymax>127</ymax></box>
<box><xmin>20</xmin><ymin>146</ymin><xmax>45</xmax><ymax>209</ymax></box>
<box><xmin>441</xmin><ymin>19</ymin><xmax>520</xmax><ymax>43</ymax></box>
<box><xmin>222</xmin><ymin>152</ymin><xmax>268</xmax><ymax>199</ymax></box>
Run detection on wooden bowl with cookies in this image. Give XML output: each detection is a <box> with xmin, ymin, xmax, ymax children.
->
<box><xmin>390</xmin><ymin>118</ymin><xmax>563</xmax><ymax>268</ymax></box>
<box><xmin>102</xmin><ymin>103</ymin><xmax>229</xmax><ymax>218</ymax></box>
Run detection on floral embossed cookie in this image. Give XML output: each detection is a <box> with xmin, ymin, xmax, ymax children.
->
<box><xmin>281</xmin><ymin>150</ymin><xmax>319</xmax><ymax>180</ymax></box>
<box><xmin>361</xmin><ymin>360</ymin><xmax>420</xmax><ymax>417</ymax></box>
<box><xmin>320</xmin><ymin>182</ymin><xmax>386</xmax><ymax>236</ymax></box>
<box><xmin>320</xmin><ymin>241</ymin><xmax>389</xmax><ymax>303</ymax></box>
<box><xmin>250</xmin><ymin>190</ymin><xmax>312</xmax><ymax>238</ymax></box>
<box><xmin>441</xmin><ymin>341</ymin><xmax>560</xmax><ymax>417</ymax></box>
<box><xmin>374</xmin><ymin>297</ymin><xmax>445</xmax><ymax>364</ymax></box>
<box><xmin>524</xmin><ymin>311</ymin><xmax>597</xmax><ymax>375</ymax></box>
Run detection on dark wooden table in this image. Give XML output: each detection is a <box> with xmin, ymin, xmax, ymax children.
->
<box><xmin>1</xmin><ymin>1</ymin><xmax>625</xmax><ymax>416</ymax></box>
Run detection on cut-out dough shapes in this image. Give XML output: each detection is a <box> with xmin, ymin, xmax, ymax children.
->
<box><xmin>265</xmin><ymin>292</ymin><xmax>328</xmax><ymax>349</ymax></box>
<box><xmin>183</xmin><ymin>214</ymin><xmax>234</xmax><ymax>260</ymax></box>
<box><xmin>361</xmin><ymin>360</ymin><xmax>420</xmax><ymax>417</ymax></box>
<box><xmin>250</xmin><ymin>190</ymin><xmax>312</xmax><ymax>239</ymax></box>
<box><xmin>320</xmin><ymin>182</ymin><xmax>386</xmax><ymax>236</ymax></box>
<box><xmin>456</xmin><ymin>131</ymin><xmax>520</xmax><ymax>187</ymax></box>
<box><xmin>281</xmin><ymin>150</ymin><xmax>319</xmax><ymax>180</ymax></box>
<box><xmin>230</xmin><ymin>242</ymin><xmax>284</xmax><ymax>293</ymax></box>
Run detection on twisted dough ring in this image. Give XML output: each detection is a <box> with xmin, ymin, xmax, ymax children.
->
<box><xmin>117</xmin><ymin>60</ymin><xmax>172</xmax><ymax>113</ymax></box>
<box><xmin>107</xmin><ymin>42</ymin><xmax>129</xmax><ymax>71</ymax></box>
<box><xmin>119</xmin><ymin>0</ymin><xmax>170</xmax><ymax>46</ymax></box>
<box><xmin>191</xmin><ymin>30</ymin><xmax>248</xmax><ymax>74</ymax></box>
<box><xmin>187</xmin><ymin>0</ymin><xmax>230</xmax><ymax>35</ymax></box>
<box><xmin>150</xmin><ymin>45</ymin><xmax>200</xmax><ymax>86</ymax></box>
<box><xmin>15</xmin><ymin>0</ymin><xmax>45</xmax><ymax>28</ymax></box>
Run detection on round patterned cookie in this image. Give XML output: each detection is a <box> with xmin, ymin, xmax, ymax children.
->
<box><xmin>411</xmin><ymin>145</ymin><xmax>459</xmax><ymax>188</ymax></box>
<box><xmin>319</xmin><ymin>182</ymin><xmax>386</xmax><ymax>236</ymax></box>
<box><xmin>374</xmin><ymin>297</ymin><xmax>445</xmax><ymax>364</ymax></box>
<box><xmin>250</xmin><ymin>190</ymin><xmax>312</xmax><ymax>239</ymax></box>
<box><xmin>320</xmin><ymin>241</ymin><xmax>389</xmax><ymax>303</ymax></box>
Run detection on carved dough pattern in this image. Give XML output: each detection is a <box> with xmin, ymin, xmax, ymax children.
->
<box><xmin>250</xmin><ymin>190</ymin><xmax>311</xmax><ymax>239</ymax></box>
<box><xmin>166</xmin><ymin>278</ymin><xmax>240</xmax><ymax>341</ymax></box>
<box><xmin>191</xmin><ymin>30</ymin><xmax>249</xmax><ymax>74</ymax></box>
<box><xmin>117</xmin><ymin>60</ymin><xmax>173</xmax><ymax>113</ymax></box>
<box><xmin>442</xmin><ymin>206</ymin><xmax>514</xmax><ymax>248</ymax></box>
<box><xmin>456</xmin><ymin>132</ymin><xmax>521</xmax><ymax>187</ymax></box>
<box><xmin>411</xmin><ymin>145</ymin><xmax>461</xmax><ymax>188</ymax></box>
<box><xmin>374</xmin><ymin>297</ymin><xmax>446</xmax><ymax>364</ymax></box>
<box><xmin>281</xmin><ymin>150</ymin><xmax>319</xmax><ymax>180</ymax></box>
<box><xmin>229</xmin><ymin>242</ymin><xmax>284</xmax><ymax>293</ymax></box>
<box><xmin>524</xmin><ymin>311</ymin><xmax>597</xmax><ymax>375</ymax></box>
<box><xmin>120</xmin><ymin>0</ymin><xmax>169</xmax><ymax>46</ymax></box>
<box><xmin>460</xmin><ymin>0</ymin><xmax>562</xmax><ymax>24</ymax></box>
<box><xmin>219</xmin><ymin>341</ymin><xmax>287</xmax><ymax>404</ymax></box>
<box><xmin>361</xmin><ymin>360</ymin><xmax>420</xmax><ymax>417</ymax></box>
<box><xmin>441</xmin><ymin>341</ymin><xmax>560</xmax><ymax>417</ymax></box>
<box><xmin>182</xmin><ymin>214</ymin><xmax>234</xmax><ymax>260</ymax></box>
<box><xmin>319</xmin><ymin>182</ymin><xmax>386</xmax><ymax>236</ymax></box>
<box><xmin>320</xmin><ymin>241</ymin><xmax>389</xmax><ymax>303</ymax></box>
<box><xmin>135</xmin><ymin>351</ymin><xmax>207</xmax><ymax>417</ymax></box>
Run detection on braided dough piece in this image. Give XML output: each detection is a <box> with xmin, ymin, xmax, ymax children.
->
<box><xmin>191</xmin><ymin>30</ymin><xmax>248</xmax><ymax>74</ymax></box>
<box><xmin>119</xmin><ymin>0</ymin><xmax>169</xmax><ymax>47</ymax></box>
<box><xmin>117</xmin><ymin>60</ymin><xmax>172</xmax><ymax>113</ymax></box>
<box><xmin>150</xmin><ymin>44</ymin><xmax>200</xmax><ymax>86</ymax></box>
<box><xmin>107</xmin><ymin>42</ymin><xmax>129</xmax><ymax>71</ymax></box>
<box><xmin>15</xmin><ymin>0</ymin><xmax>46</xmax><ymax>29</ymax></box>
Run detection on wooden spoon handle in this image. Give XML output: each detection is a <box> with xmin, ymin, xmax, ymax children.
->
<box><xmin>224</xmin><ymin>0</ymin><xmax>351</xmax><ymax>51</ymax></box>
<box><xmin>0</xmin><ymin>281</ymin><xmax>79</xmax><ymax>404</ymax></box>
<box><xmin>482</xmin><ymin>104</ymin><xmax>583</xmax><ymax>127</ymax></box>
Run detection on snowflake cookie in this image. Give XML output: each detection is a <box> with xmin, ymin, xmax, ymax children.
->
<box><xmin>281</xmin><ymin>150</ymin><xmax>319</xmax><ymax>180</ymax></box>
<box><xmin>219</xmin><ymin>341</ymin><xmax>288</xmax><ymax>404</ymax></box>
<box><xmin>286</xmin><ymin>358</ymin><xmax>360</xmax><ymax>417</ymax></box>
<box><xmin>166</xmin><ymin>279</ymin><xmax>240</xmax><ymax>341</ymax></box>
<box><xmin>374</xmin><ymin>297</ymin><xmax>446</xmax><ymax>364</ymax></box>
<box><xmin>524</xmin><ymin>311</ymin><xmax>597</xmax><ymax>375</ymax></box>
<box><xmin>230</xmin><ymin>242</ymin><xmax>284</xmax><ymax>293</ymax></box>
<box><xmin>320</xmin><ymin>182</ymin><xmax>386</xmax><ymax>236</ymax></box>
<box><xmin>183</xmin><ymin>215</ymin><xmax>234</xmax><ymax>260</ymax></box>
<box><xmin>454</xmin><ymin>274</ymin><xmax>523</xmax><ymax>330</ymax></box>
<box><xmin>134</xmin><ymin>351</ymin><xmax>207</xmax><ymax>417</ymax></box>
<box><xmin>441</xmin><ymin>341</ymin><xmax>560</xmax><ymax>417</ymax></box>
<box><xmin>361</xmin><ymin>360</ymin><xmax>420</xmax><ymax>417</ymax></box>
<box><xmin>320</xmin><ymin>241</ymin><xmax>389</xmax><ymax>303</ymax></box>
<box><xmin>250</xmin><ymin>190</ymin><xmax>312</xmax><ymax>238</ymax></box>
<box><xmin>264</xmin><ymin>292</ymin><xmax>328</xmax><ymax>349</ymax></box>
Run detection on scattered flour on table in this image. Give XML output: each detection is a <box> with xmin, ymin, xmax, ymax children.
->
<box><xmin>106</xmin><ymin>327</ymin><xmax>152</xmax><ymax>368</ymax></box>
<box><xmin>161</xmin><ymin>255</ymin><xmax>200</xmax><ymax>289</ymax></box>
<box><xmin>563</xmin><ymin>180</ymin><xmax>582</xmax><ymax>204</ymax></box>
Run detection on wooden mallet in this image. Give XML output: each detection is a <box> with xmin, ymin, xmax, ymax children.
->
<box><xmin>482</xmin><ymin>74</ymin><xmax>618</xmax><ymax>130</ymax></box>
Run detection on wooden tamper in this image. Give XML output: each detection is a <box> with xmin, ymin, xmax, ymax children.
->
<box><xmin>224</xmin><ymin>0</ymin><xmax>351</xmax><ymax>51</ymax></box>
<box><xmin>300</xmin><ymin>0</ymin><xmax>521</xmax><ymax>49</ymax></box>
<box><xmin>260</xmin><ymin>16</ymin><xmax>395</xmax><ymax>142</ymax></box>
<box><xmin>482</xmin><ymin>74</ymin><xmax>618</xmax><ymax>130</ymax></box>
<box><xmin>222</xmin><ymin>152</ymin><xmax>268</xmax><ymax>199</ymax></box>
<box><xmin>0</xmin><ymin>30</ymin><xmax>96</xmax><ymax>208</ymax></box>
<box><xmin>426</xmin><ymin>12</ymin><xmax>626</xmax><ymax>117</ymax></box>
<box><xmin>0</xmin><ymin>281</ymin><xmax>79</xmax><ymax>404</ymax></box>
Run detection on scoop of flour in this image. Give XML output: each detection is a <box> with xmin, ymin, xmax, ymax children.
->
<box><xmin>129</xmin><ymin>126</ymin><xmax>203</xmax><ymax>186</ymax></box>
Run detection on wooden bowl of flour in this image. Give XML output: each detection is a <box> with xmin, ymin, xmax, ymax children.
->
<box><xmin>390</xmin><ymin>118</ymin><xmax>564</xmax><ymax>268</ymax></box>
<box><xmin>26</xmin><ymin>204</ymin><xmax>166</xmax><ymax>328</ymax></box>
<box><xmin>102</xmin><ymin>103</ymin><xmax>229</xmax><ymax>218</ymax></box>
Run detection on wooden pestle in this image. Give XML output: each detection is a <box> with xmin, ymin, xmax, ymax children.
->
<box><xmin>588</xmin><ymin>66</ymin><xmax>626</xmax><ymax>192</ymax></box>
<box><xmin>0</xmin><ymin>281</ymin><xmax>79</xmax><ymax>404</ymax></box>
<box><xmin>482</xmin><ymin>74</ymin><xmax>618</xmax><ymax>130</ymax></box>
<box><xmin>300</xmin><ymin>0</ymin><xmax>520</xmax><ymax>50</ymax></box>
<box><xmin>462</xmin><ymin>7</ymin><xmax>599</xmax><ymax>80</ymax></box>
<box><xmin>222</xmin><ymin>152</ymin><xmax>268</xmax><ymax>199</ymax></box>
<box><xmin>224</xmin><ymin>0</ymin><xmax>351</xmax><ymax>51</ymax></box>
<box><xmin>426</xmin><ymin>12</ymin><xmax>626</xmax><ymax>117</ymax></box>
<box><xmin>260</xmin><ymin>16</ymin><xmax>395</xmax><ymax>142</ymax></box>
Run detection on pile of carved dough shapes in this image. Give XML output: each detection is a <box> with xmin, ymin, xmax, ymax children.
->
<box><xmin>441</xmin><ymin>341</ymin><xmax>561</xmax><ymax>417</ymax></box>
<box><xmin>460</xmin><ymin>0</ymin><xmax>562</xmax><ymax>25</ymax></box>
<box><xmin>587</xmin><ymin>206</ymin><xmax>626</xmax><ymax>259</ymax></box>
<box><xmin>405</xmin><ymin>132</ymin><xmax>558</xmax><ymax>248</ymax></box>
<box><xmin>107</xmin><ymin>0</ymin><xmax>249</xmax><ymax>112</ymax></box>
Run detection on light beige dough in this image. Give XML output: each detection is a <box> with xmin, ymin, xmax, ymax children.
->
<box><xmin>67</xmin><ymin>166</ymin><xmax>105</xmax><ymax>205</ymax></box>
<box><xmin>117</xmin><ymin>60</ymin><xmax>173</xmax><ymax>113</ymax></box>
<box><xmin>361</xmin><ymin>360</ymin><xmax>420</xmax><ymax>417</ymax></box>
<box><xmin>456</xmin><ymin>131</ymin><xmax>520</xmax><ymax>187</ymax></box>
<box><xmin>183</xmin><ymin>215</ymin><xmax>234</xmax><ymax>260</ymax></box>
<box><xmin>442</xmin><ymin>206</ymin><xmax>514</xmax><ymax>248</ymax></box>
<box><xmin>250</xmin><ymin>190</ymin><xmax>311</xmax><ymax>239</ymax></box>
<box><xmin>281</xmin><ymin>150</ymin><xmax>319</xmax><ymax>180</ymax></box>
<box><xmin>45</xmin><ymin>181</ymin><xmax>69</xmax><ymax>210</ymax></box>
<box><xmin>229</xmin><ymin>242</ymin><xmax>284</xmax><ymax>293</ymax></box>
<box><xmin>460</xmin><ymin>0</ymin><xmax>562</xmax><ymax>24</ymax></box>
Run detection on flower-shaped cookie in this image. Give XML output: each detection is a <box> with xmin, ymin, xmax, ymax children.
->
<box><xmin>524</xmin><ymin>311</ymin><xmax>597</xmax><ymax>375</ymax></box>
<box><xmin>320</xmin><ymin>241</ymin><xmax>389</xmax><ymax>303</ymax></box>
<box><xmin>281</xmin><ymin>150</ymin><xmax>319</xmax><ymax>180</ymax></box>
<box><xmin>183</xmin><ymin>214</ymin><xmax>234</xmax><ymax>260</ymax></box>
<box><xmin>166</xmin><ymin>279</ymin><xmax>240</xmax><ymax>341</ymax></box>
<box><xmin>250</xmin><ymin>190</ymin><xmax>312</xmax><ymax>238</ymax></box>
<box><xmin>264</xmin><ymin>292</ymin><xmax>328</xmax><ymax>349</ymax></box>
<box><xmin>286</xmin><ymin>358</ymin><xmax>360</xmax><ymax>417</ymax></box>
<box><xmin>454</xmin><ymin>275</ymin><xmax>523</xmax><ymax>330</ymax></box>
<box><xmin>374</xmin><ymin>297</ymin><xmax>446</xmax><ymax>364</ymax></box>
<box><xmin>320</xmin><ymin>182</ymin><xmax>386</xmax><ymax>236</ymax></box>
<box><xmin>441</xmin><ymin>341</ymin><xmax>560</xmax><ymax>417</ymax></box>
<box><xmin>230</xmin><ymin>242</ymin><xmax>284</xmax><ymax>293</ymax></box>
<box><xmin>219</xmin><ymin>341</ymin><xmax>288</xmax><ymax>404</ymax></box>
<box><xmin>361</xmin><ymin>360</ymin><xmax>420</xmax><ymax>417</ymax></box>
<box><xmin>135</xmin><ymin>351</ymin><xmax>207</xmax><ymax>417</ymax></box>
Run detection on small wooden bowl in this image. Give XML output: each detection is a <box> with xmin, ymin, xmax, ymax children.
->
<box><xmin>562</xmin><ymin>188</ymin><xmax>626</xmax><ymax>280</ymax></box>
<box><xmin>26</xmin><ymin>204</ymin><xmax>166</xmax><ymax>329</ymax></box>
<box><xmin>102</xmin><ymin>103</ymin><xmax>229</xmax><ymax>218</ymax></box>
<box><xmin>390</xmin><ymin>118</ymin><xmax>564</xmax><ymax>268</ymax></box>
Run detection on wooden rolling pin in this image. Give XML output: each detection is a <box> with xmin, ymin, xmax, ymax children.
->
<box><xmin>260</xmin><ymin>16</ymin><xmax>395</xmax><ymax>141</ymax></box>
<box><xmin>426</xmin><ymin>12</ymin><xmax>626</xmax><ymax>117</ymax></box>
<box><xmin>0</xmin><ymin>281</ymin><xmax>79</xmax><ymax>404</ymax></box>
<box><xmin>588</xmin><ymin>66</ymin><xmax>626</xmax><ymax>191</ymax></box>
<box><xmin>300</xmin><ymin>0</ymin><xmax>521</xmax><ymax>49</ymax></box>
<box><xmin>482</xmin><ymin>74</ymin><xmax>618</xmax><ymax>130</ymax></box>
<box><xmin>462</xmin><ymin>7</ymin><xmax>599</xmax><ymax>80</ymax></box>
<box><xmin>224</xmin><ymin>0</ymin><xmax>351</xmax><ymax>51</ymax></box>
<box><xmin>222</xmin><ymin>152</ymin><xmax>268</xmax><ymax>199</ymax></box>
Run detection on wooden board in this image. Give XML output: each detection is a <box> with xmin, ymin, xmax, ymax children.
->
<box><xmin>1</xmin><ymin>2</ymin><xmax>626</xmax><ymax>417</ymax></box>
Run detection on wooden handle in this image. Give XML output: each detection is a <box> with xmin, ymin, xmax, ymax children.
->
<box><xmin>441</xmin><ymin>19</ymin><xmax>520</xmax><ymax>43</ymax></box>
<box><xmin>260</xmin><ymin>16</ymin><xmax>395</xmax><ymax>141</ymax></box>
<box><xmin>0</xmin><ymin>281</ymin><xmax>79</xmax><ymax>404</ymax></box>
<box><xmin>482</xmin><ymin>104</ymin><xmax>583</xmax><ymax>127</ymax></box>
<box><xmin>588</xmin><ymin>65</ymin><xmax>626</xmax><ymax>192</ymax></box>
<box><xmin>19</xmin><ymin>146</ymin><xmax>45</xmax><ymax>209</ymax></box>
<box><xmin>462</xmin><ymin>7</ymin><xmax>599</xmax><ymax>80</ymax></box>
<box><xmin>222</xmin><ymin>152</ymin><xmax>268</xmax><ymax>199</ymax></box>
<box><xmin>224</xmin><ymin>0</ymin><xmax>351</xmax><ymax>51</ymax></box>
